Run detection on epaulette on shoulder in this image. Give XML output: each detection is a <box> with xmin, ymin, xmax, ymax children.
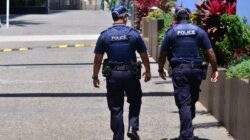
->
<box><xmin>126</xmin><ymin>26</ymin><xmax>139</xmax><ymax>33</ymax></box>
<box><xmin>100</xmin><ymin>29</ymin><xmax>108</xmax><ymax>35</ymax></box>
<box><xmin>166</xmin><ymin>26</ymin><xmax>174</xmax><ymax>33</ymax></box>
<box><xmin>197</xmin><ymin>25</ymin><xmax>205</xmax><ymax>30</ymax></box>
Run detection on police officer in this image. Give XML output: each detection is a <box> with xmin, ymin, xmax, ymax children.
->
<box><xmin>92</xmin><ymin>6</ymin><xmax>151</xmax><ymax>140</ymax></box>
<box><xmin>158</xmin><ymin>7</ymin><xmax>219</xmax><ymax>140</ymax></box>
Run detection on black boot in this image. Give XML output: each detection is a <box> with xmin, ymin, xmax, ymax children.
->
<box><xmin>127</xmin><ymin>127</ymin><xmax>140</xmax><ymax>140</ymax></box>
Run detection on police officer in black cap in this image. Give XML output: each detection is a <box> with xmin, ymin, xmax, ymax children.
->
<box><xmin>158</xmin><ymin>7</ymin><xmax>219</xmax><ymax>140</ymax></box>
<box><xmin>92</xmin><ymin>6</ymin><xmax>151</xmax><ymax>140</ymax></box>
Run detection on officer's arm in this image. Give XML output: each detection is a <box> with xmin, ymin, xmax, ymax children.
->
<box><xmin>206</xmin><ymin>48</ymin><xmax>219</xmax><ymax>82</ymax></box>
<box><xmin>139</xmin><ymin>52</ymin><xmax>150</xmax><ymax>73</ymax></box>
<box><xmin>158</xmin><ymin>51</ymin><xmax>169</xmax><ymax>72</ymax></box>
<box><xmin>206</xmin><ymin>48</ymin><xmax>217</xmax><ymax>72</ymax></box>
<box><xmin>93</xmin><ymin>54</ymin><xmax>104</xmax><ymax>79</ymax></box>
<box><xmin>139</xmin><ymin>52</ymin><xmax>151</xmax><ymax>82</ymax></box>
<box><xmin>200</xmin><ymin>29</ymin><xmax>219</xmax><ymax>82</ymax></box>
<box><xmin>158</xmin><ymin>29</ymin><xmax>172</xmax><ymax>72</ymax></box>
<box><xmin>133</xmin><ymin>29</ymin><xmax>151</xmax><ymax>82</ymax></box>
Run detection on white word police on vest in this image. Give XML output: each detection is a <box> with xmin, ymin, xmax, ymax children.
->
<box><xmin>111</xmin><ymin>35</ymin><xmax>128</xmax><ymax>41</ymax></box>
<box><xmin>177</xmin><ymin>30</ymin><xmax>196</xmax><ymax>36</ymax></box>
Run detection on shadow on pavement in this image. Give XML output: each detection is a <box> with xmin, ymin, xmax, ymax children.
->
<box><xmin>193</xmin><ymin>122</ymin><xmax>222</xmax><ymax>129</ymax></box>
<box><xmin>154</xmin><ymin>81</ymin><xmax>173</xmax><ymax>84</ymax></box>
<box><xmin>0</xmin><ymin>92</ymin><xmax>174</xmax><ymax>98</ymax></box>
<box><xmin>8</xmin><ymin>20</ymin><xmax>45</xmax><ymax>27</ymax></box>
<box><xmin>161</xmin><ymin>136</ymin><xmax>210</xmax><ymax>140</ymax></box>
<box><xmin>170</xmin><ymin>110</ymin><xmax>210</xmax><ymax>115</ymax></box>
<box><xmin>0</xmin><ymin>63</ymin><xmax>94</xmax><ymax>67</ymax></box>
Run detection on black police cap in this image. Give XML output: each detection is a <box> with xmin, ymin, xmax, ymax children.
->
<box><xmin>112</xmin><ymin>6</ymin><xmax>131</xmax><ymax>18</ymax></box>
<box><xmin>175</xmin><ymin>7</ymin><xmax>191</xmax><ymax>18</ymax></box>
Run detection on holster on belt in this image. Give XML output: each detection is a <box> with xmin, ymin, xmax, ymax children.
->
<box><xmin>129</xmin><ymin>61</ymin><xmax>142</xmax><ymax>79</ymax></box>
<box><xmin>201</xmin><ymin>62</ymin><xmax>209</xmax><ymax>80</ymax></box>
<box><xmin>171</xmin><ymin>62</ymin><xmax>209</xmax><ymax>80</ymax></box>
<box><xmin>102</xmin><ymin>59</ymin><xmax>112</xmax><ymax>77</ymax></box>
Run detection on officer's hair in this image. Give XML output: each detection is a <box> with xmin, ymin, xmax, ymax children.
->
<box><xmin>175</xmin><ymin>8</ymin><xmax>190</xmax><ymax>21</ymax></box>
<box><xmin>112</xmin><ymin>13</ymin><xmax>127</xmax><ymax>21</ymax></box>
<box><xmin>176</xmin><ymin>14</ymin><xmax>190</xmax><ymax>21</ymax></box>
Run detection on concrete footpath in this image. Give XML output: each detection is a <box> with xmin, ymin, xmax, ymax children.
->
<box><xmin>0</xmin><ymin>10</ymin><xmax>234</xmax><ymax>140</ymax></box>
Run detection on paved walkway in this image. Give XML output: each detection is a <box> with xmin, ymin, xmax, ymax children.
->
<box><xmin>0</xmin><ymin>35</ymin><xmax>99</xmax><ymax>42</ymax></box>
<box><xmin>0</xmin><ymin>10</ymin><xmax>234</xmax><ymax>140</ymax></box>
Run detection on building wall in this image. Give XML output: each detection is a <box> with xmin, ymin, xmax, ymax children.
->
<box><xmin>0</xmin><ymin>0</ymin><xmax>48</xmax><ymax>14</ymax></box>
<box><xmin>50</xmin><ymin>0</ymin><xmax>83</xmax><ymax>10</ymax></box>
<box><xmin>199</xmin><ymin>67</ymin><xmax>250</xmax><ymax>140</ymax></box>
<box><xmin>0</xmin><ymin>0</ymin><xmax>87</xmax><ymax>14</ymax></box>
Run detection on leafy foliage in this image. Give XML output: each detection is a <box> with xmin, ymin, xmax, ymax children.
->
<box><xmin>132</xmin><ymin>0</ymin><xmax>159</xmax><ymax>29</ymax></box>
<box><xmin>146</xmin><ymin>8</ymin><xmax>162</xmax><ymax>20</ymax></box>
<box><xmin>157</xmin><ymin>13</ymin><xmax>174</xmax><ymax>44</ymax></box>
<box><xmin>226</xmin><ymin>56</ymin><xmax>250</xmax><ymax>79</ymax></box>
<box><xmin>158</xmin><ymin>0</ymin><xmax>176</xmax><ymax>13</ymax></box>
<box><xmin>195</xmin><ymin>0</ymin><xmax>237</xmax><ymax>65</ymax></box>
<box><xmin>216</xmin><ymin>14</ymin><xmax>250</xmax><ymax>64</ymax></box>
<box><xmin>132</xmin><ymin>0</ymin><xmax>176</xmax><ymax>29</ymax></box>
<box><xmin>195</xmin><ymin>0</ymin><xmax>236</xmax><ymax>41</ymax></box>
<box><xmin>105</xmin><ymin>0</ymin><xmax>119</xmax><ymax>9</ymax></box>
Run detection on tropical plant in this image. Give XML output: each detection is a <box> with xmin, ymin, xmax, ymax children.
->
<box><xmin>146</xmin><ymin>8</ymin><xmax>162</xmax><ymax>20</ymax></box>
<box><xmin>216</xmin><ymin>14</ymin><xmax>250</xmax><ymax>64</ymax></box>
<box><xmin>105</xmin><ymin>0</ymin><xmax>118</xmax><ymax>9</ymax></box>
<box><xmin>195</xmin><ymin>0</ymin><xmax>237</xmax><ymax>65</ymax></box>
<box><xmin>158</xmin><ymin>0</ymin><xmax>176</xmax><ymax>13</ymax></box>
<box><xmin>195</xmin><ymin>0</ymin><xmax>236</xmax><ymax>41</ymax></box>
<box><xmin>158</xmin><ymin>12</ymin><xmax>174</xmax><ymax>44</ymax></box>
<box><xmin>132</xmin><ymin>0</ymin><xmax>176</xmax><ymax>29</ymax></box>
<box><xmin>132</xmin><ymin>0</ymin><xmax>159</xmax><ymax>29</ymax></box>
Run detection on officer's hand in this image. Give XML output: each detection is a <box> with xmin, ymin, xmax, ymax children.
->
<box><xmin>210</xmin><ymin>71</ymin><xmax>219</xmax><ymax>83</ymax></box>
<box><xmin>143</xmin><ymin>71</ymin><xmax>151</xmax><ymax>82</ymax></box>
<box><xmin>93</xmin><ymin>79</ymin><xmax>100</xmax><ymax>88</ymax></box>
<box><xmin>159</xmin><ymin>70</ymin><xmax>167</xmax><ymax>80</ymax></box>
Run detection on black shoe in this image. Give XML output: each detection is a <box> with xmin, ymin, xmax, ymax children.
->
<box><xmin>127</xmin><ymin>127</ymin><xmax>140</xmax><ymax>140</ymax></box>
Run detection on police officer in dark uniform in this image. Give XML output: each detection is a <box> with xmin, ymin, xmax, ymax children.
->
<box><xmin>92</xmin><ymin>6</ymin><xmax>151</xmax><ymax>140</ymax></box>
<box><xmin>158</xmin><ymin>7</ymin><xmax>219</xmax><ymax>140</ymax></box>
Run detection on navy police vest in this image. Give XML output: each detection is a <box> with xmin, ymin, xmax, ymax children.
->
<box><xmin>170</xmin><ymin>23</ymin><xmax>202</xmax><ymax>64</ymax></box>
<box><xmin>105</xmin><ymin>25</ymin><xmax>137</xmax><ymax>63</ymax></box>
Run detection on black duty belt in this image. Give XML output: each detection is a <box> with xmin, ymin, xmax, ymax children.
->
<box><xmin>111</xmin><ymin>65</ymin><xmax>130</xmax><ymax>71</ymax></box>
<box><xmin>172</xmin><ymin>63</ymin><xmax>202</xmax><ymax>69</ymax></box>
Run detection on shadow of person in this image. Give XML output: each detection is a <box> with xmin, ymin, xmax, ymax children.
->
<box><xmin>161</xmin><ymin>136</ymin><xmax>210</xmax><ymax>140</ymax></box>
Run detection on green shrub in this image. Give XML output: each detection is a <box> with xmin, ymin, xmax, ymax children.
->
<box><xmin>157</xmin><ymin>13</ymin><xmax>173</xmax><ymax>45</ymax></box>
<box><xmin>226</xmin><ymin>56</ymin><xmax>250</xmax><ymax>79</ymax></box>
<box><xmin>216</xmin><ymin>14</ymin><xmax>250</xmax><ymax>65</ymax></box>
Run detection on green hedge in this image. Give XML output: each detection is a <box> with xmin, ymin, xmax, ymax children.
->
<box><xmin>227</xmin><ymin>56</ymin><xmax>250</xmax><ymax>79</ymax></box>
<box><xmin>157</xmin><ymin>13</ymin><xmax>173</xmax><ymax>45</ymax></box>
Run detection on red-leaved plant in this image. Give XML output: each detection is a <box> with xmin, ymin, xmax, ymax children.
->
<box><xmin>195</xmin><ymin>0</ymin><xmax>236</xmax><ymax>41</ymax></box>
<box><xmin>132</xmin><ymin>0</ymin><xmax>176</xmax><ymax>29</ymax></box>
<box><xmin>195</xmin><ymin>0</ymin><xmax>237</xmax><ymax>65</ymax></box>
<box><xmin>132</xmin><ymin>0</ymin><xmax>159</xmax><ymax>29</ymax></box>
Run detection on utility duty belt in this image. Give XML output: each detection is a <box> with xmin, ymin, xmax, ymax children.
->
<box><xmin>172</xmin><ymin>63</ymin><xmax>202</xmax><ymax>69</ymax></box>
<box><xmin>111</xmin><ymin>65</ymin><xmax>130</xmax><ymax>71</ymax></box>
<box><xmin>102</xmin><ymin>59</ymin><xmax>142</xmax><ymax>78</ymax></box>
<box><xmin>171</xmin><ymin>62</ymin><xmax>209</xmax><ymax>80</ymax></box>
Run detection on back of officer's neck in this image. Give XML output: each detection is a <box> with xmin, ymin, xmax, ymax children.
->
<box><xmin>177</xmin><ymin>19</ymin><xmax>189</xmax><ymax>24</ymax></box>
<box><xmin>113</xmin><ymin>20</ymin><xmax>126</xmax><ymax>25</ymax></box>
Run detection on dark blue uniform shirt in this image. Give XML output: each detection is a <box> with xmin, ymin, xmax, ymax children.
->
<box><xmin>161</xmin><ymin>20</ymin><xmax>212</xmax><ymax>64</ymax></box>
<box><xmin>94</xmin><ymin>24</ymin><xmax>147</xmax><ymax>63</ymax></box>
